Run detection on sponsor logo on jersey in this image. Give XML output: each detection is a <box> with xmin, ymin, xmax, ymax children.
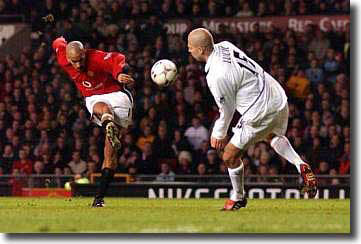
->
<box><xmin>82</xmin><ymin>80</ymin><xmax>92</xmax><ymax>88</ymax></box>
<box><xmin>219</xmin><ymin>96</ymin><xmax>225</xmax><ymax>104</ymax></box>
<box><xmin>104</xmin><ymin>53</ymin><xmax>112</xmax><ymax>60</ymax></box>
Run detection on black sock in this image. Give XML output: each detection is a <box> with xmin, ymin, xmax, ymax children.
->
<box><xmin>95</xmin><ymin>168</ymin><xmax>115</xmax><ymax>199</ymax></box>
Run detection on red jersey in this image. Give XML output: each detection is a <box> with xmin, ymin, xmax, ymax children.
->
<box><xmin>52</xmin><ymin>37</ymin><xmax>126</xmax><ymax>97</ymax></box>
<box><xmin>12</xmin><ymin>159</ymin><xmax>33</xmax><ymax>175</ymax></box>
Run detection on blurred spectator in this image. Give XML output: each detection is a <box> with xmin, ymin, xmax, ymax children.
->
<box><xmin>176</xmin><ymin>150</ymin><xmax>193</xmax><ymax>174</ymax></box>
<box><xmin>257</xmin><ymin>165</ymin><xmax>269</xmax><ymax>183</ymax></box>
<box><xmin>309</xmin><ymin>29</ymin><xmax>330</xmax><ymax>60</ymax></box>
<box><xmin>316</xmin><ymin>161</ymin><xmax>330</xmax><ymax>185</ymax></box>
<box><xmin>128</xmin><ymin>166</ymin><xmax>138</xmax><ymax>182</ymax></box>
<box><xmin>329</xmin><ymin>168</ymin><xmax>340</xmax><ymax>185</ymax></box>
<box><xmin>205</xmin><ymin>149</ymin><xmax>220</xmax><ymax>174</ymax></box>
<box><xmin>338</xmin><ymin>142</ymin><xmax>350</xmax><ymax>175</ymax></box>
<box><xmin>193</xmin><ymin>139</ymin><xmax>209</xmax><ymax>164</ymax></box>
<box><xmin>156</xmin><ymin>163</ymin><xmax>175</xmax><ymax>182</ymax></box>
<box><xmin>86</xmin><ymin>160</ymin><xmax>98</xmax><ymax>179</ymax></box>
<box><xmin>269</xmin><ymin>166</ymin><xmax>282</xmax><ymax>183</ymax></box>
<box><xmin>184</xmin><ymin>116</ymin><xmax>209</xmax><ymax>150</ymax></box>
<box><xmin>152</xmin><ymin>124</ymin><xmax>175</xmax><ymax>159</ymax></box>
<box><xmin>32</xmin><ymin>160</ymin><xmax>46</xmax><ymax>187</ymax></box>
<box><xmin>171</xmin><ymin>129</ymin><xmax>193</xmax><ymax>156</ymax></box>
<box><xmin>68</xmin><ymin>151</ymin><xmax>86</xmax><ymax>174</ymax></box>
<box><xmin>137</xmin><ymin>142</ymin><xmax>158</xmax><ymax>174</ymax></box>
<box><xmin>323</xmin><ymin>48</ymin><xmax>340</xmax><ymax>83</ymax></box>
<box><xmin>0</xmin><ymin>0</ymin><xmax>350</xmax><ymax>183</ymax></box>
<box><xmin>0</xmin><ymin>144</ymin><xmax>15</xmax><ymax>174</ymax></box>
<box><xmin>196</xmin><ymin>162</ymin><xmax>209</xmax><ymax>183</ymax></box>
<box><xmin>287</xmin><ymin>69</ymin><xmax>310</xmax><ymax>100</ymax></box>
<box><xmin>235</xmin><ymin>1</ymin><xmax>254</xmax><ymax>17</ymax></box>
<box><xmin>12</xmin><ymin>149</ymin><xmax>33</xmax><ymax>175</ymax></box>
<box><xmin>305</xmin><ymin>59</ymin><xmax>324</xmax><ymax>86</ymax></box>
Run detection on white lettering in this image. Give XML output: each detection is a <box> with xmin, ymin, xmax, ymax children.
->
<box><xmin>148</xmin><ymin>187</ymin><xmax>347</xmax><ymax>199</ymax></box>
<box><xmin>260</xmin><ymin>21</ymin><xmax>273</xmax><ymax>32</ymax></box>
<box><xmin>266</xmin><ymin>188</ymin><xmax>282</xmax><ymax>199</ymax></box>
<box><xmin>339</xmin><ymin>189</ymin><xmax>345</xmax><ymax>199</ymax></box>
<box><xmin>302</xmin><ymin>20</ymin><xmax>313</xmax><ymax>32</ymax></box>
<box><xmin>184</xmin><ymin>188</ymin><xmax>192</xmax><ymax>198</ymax></box>
<box><xmin>165</xmin><ymin>23</ymin><xmax>188</xmax><ymax>34</ymax></box>
<box><xmin>202</xmin><ymin>20</ymin><xmax>217</xmax><ymax>33</ymax></box>
<box><xmin>195</xmin><ymin>188</ymin><xmax>209</xmax><ymax>198</ymax></box>
<box><xmin>249</xmin><ymin>22</ymin><xmax>257</xmax><ymax>32</ymax></box>
<box><xmin>288</xmin><ymin>18</ymin><xmax>298</xmax><ymax>31</ymax></box>
<box><xmin>164</xmin><ymin>23</ymin><xmax>174</xmax><ymax>34</ymax></box>
<box><xmin>158</xmin><ymin>188</ymin><xmax>164</xmax><ymax>198</ymax></box>
<box><xmin>236</xmin><ymin>22</ymin><xmax>244</xmax><ymax>32</ymax></box>
<box><xmin>148</xmin><ymin>188</ymin><xmax>156</xmax><ymax>198</ymax></box>
<box><xmin>214</xmin><ymin>188</ymin><xmax>228</xmax><ymax>199</ymax></box>
<box><xmin>168</xmin><ymin>188</ymin><xmax>173</xmax><ymax>199</ymax></box>
<box><xmin>285</xmin><ymin>189</ymin><xmax>300</xmax><ymax>199</ymax></box>
<box><xmin>320</xmin><ymin>17</ymin><xmax>329</xmax><ymax>32</ymax></box>
<box><xmin>176</xmin><ymin>188</ymin><xmax>183</xmax><ymax>199</ymax></box>
<box><xmin>177</xmin><ymin>23</ymin><xmax>188</xmax><ymax>34</ymax></box>
<box><xmin>249</xmin><ymin>188</ymin><xmax>265</xmax><ymax>199</ymax></box>
<box><xmin>323</xmin><ymin>189</ymin><xmax>329</xmax><ymax>199</ymax></box>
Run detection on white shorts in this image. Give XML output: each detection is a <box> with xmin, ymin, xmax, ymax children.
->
<box><xmin>230</xmin><ymin>104</ymin><xmax>289</xmax><ymax>150</ymax></box>
<box><xmin>85</xmin><ymin>90</ymin><xmax>133</xmax><ymax>128</ymax></box>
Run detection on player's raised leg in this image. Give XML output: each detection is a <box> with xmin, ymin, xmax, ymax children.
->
<box><xmin>91</xmin><ymin>102</ymin><xmax>120</xmax><ymax>207</ymax></box>
<box><xmin>221</xmin><ymin>143</ymin><xmax>247</xmax><ymax>211</ymax></box>
<box><xmin>270</xmin><ymin>134</ymin><xmax>317</xmax><ymax>198</ymax></box>
<box><xmin>269</xmin><ymin>106</ymin><xmax>317</xmax><ymax>198</ymax></box>
<box><xmin>94</xmin><ymin>102</ymin><xmax>121</xmax><ymax>149</ymax></box>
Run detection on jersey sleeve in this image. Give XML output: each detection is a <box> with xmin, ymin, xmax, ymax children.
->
<box><xmin>99</xmin><ymin>52</ymin><xmax>126</xmax><ymax>81</ymax></box>
<box><xmin>208</xmin><ymin>74</ymin><xmax>236</xmax><ymax>140</ymax></box>
<box><xmin>52</xmin><ymin>37</ymin><xmax>68</xmax><ymax>66</ymax></box>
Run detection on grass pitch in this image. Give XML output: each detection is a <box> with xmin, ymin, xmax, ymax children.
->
<box><xmin>0</xmin><ymin>197</ymin><xmax>350</xmax><ymax>233</ymax></box>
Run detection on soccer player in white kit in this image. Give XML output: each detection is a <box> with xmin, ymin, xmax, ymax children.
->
<box><xmin>187</xmin><ymin>28</ymin><xmax>317</xmax><ymax>210</ymax></box>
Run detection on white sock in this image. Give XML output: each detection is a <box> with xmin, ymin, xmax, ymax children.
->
<box><xmin>270</xmin><ymin>135</ymin><xmax>305</xmax><ymax>173</ymax></box>
<box><xmin>228</xmin><ymin>163</ymin><xmax>245</xmax><ymax>201</ymax></box>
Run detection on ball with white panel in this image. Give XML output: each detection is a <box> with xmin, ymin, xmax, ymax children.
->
<box><xmin>151</xmin><ymin>59</ymin><xmax>177</xmax><ymax>87</ymax></box>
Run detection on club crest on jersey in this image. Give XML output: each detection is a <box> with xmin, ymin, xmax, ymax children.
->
<box><xmin>219</xmin><ymin>96</ymin><xmax>225</xmax><ymax>104</ymax></box>
<box><xmin>87</xmin><ymin>71</ymin><xmax>94</xmax><ymax>77</ymax></box>
<box><xmin>82</xmin><ymin>80</ymin><xmax>92</xmax><ymax>88</ymax></box>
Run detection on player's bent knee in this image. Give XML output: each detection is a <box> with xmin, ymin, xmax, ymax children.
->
<box><xmin>93</xmin><ymin>102</ymin><xmax>112</xmax><ymax>116</ymax></box>
<box><xmin>222</xmin><ymin>151</ymin><xmax>238</xmax><ymax>169</ymax></box>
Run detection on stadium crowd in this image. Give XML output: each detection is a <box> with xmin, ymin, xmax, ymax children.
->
<box><xmin>0</xmin><ymin>0</ymin><xmax>350</xmax><ymax>184</ymax></box>
<box><xmin>0</xmin><ymin>0</ymin><xmax>351</xmax><ymax>18</ymax></box>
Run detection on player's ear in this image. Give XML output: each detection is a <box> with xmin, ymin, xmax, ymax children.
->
<box><xmin>81</xmin><ymin>49</ymin><xmax>86</xmax><ymax>59</ymax></box>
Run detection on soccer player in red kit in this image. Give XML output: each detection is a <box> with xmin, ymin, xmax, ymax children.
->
<box><xmin>53</xmin><ymin>37</ymin><xmax>134</xmax><ymax>207</ymax></box>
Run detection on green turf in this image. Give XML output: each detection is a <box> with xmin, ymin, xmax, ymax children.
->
<box><xmin>0</xmin><ymin>197</ymin><xmax>350</xmax><ymax>233</ymax></box>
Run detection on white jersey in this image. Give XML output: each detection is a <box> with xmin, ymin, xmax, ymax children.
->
<box><xmin>205</xmin><ymin>41</ymin><xmax>287</xmax><ymax>139</ymax></box>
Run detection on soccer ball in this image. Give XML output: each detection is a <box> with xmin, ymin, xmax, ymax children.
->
<box><xmin>151</xmin><ymin>59</ymin><xmax>177</xmax><ymax>87</ymax></box>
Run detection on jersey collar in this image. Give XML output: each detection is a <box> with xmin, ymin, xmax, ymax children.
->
<box><xmin>205</xmin><ymin>47</ymin><xmax>216</xmax><ymax>75</ymax></box>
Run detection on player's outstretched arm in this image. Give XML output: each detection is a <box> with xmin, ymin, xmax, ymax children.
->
<box><xmin>117</xmin><ymin>72</ymin><xmax>135</xmax><ymax>85</ymax></box>
<box><xmin>100</xmin><ymin>52</ymin><xmax>135</xmax><ymax>84</ymax></box>
<box><xmin>116</xmin><ymin>63</ymin><xmax>134</xmax><ymax>84</ymax></box>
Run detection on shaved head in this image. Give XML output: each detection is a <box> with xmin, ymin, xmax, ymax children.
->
<box><xmin>66</xmin><ymin>41</ymin><xmax>84</xmax><ymax>59</ymax></box>
<box><xmin>66</xmin><ymin>41</ymin><xmax>86</xmax><ymax>71</ymax></box>
<box><xmin>188</xmin><ymin>28</ymin><xmax>214</xmax><ymax>49</ymax></box>
<box><xmin>187</xmin><ymin>28</ymin><xmax>214</xmax><ymax>62</ymax></box>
